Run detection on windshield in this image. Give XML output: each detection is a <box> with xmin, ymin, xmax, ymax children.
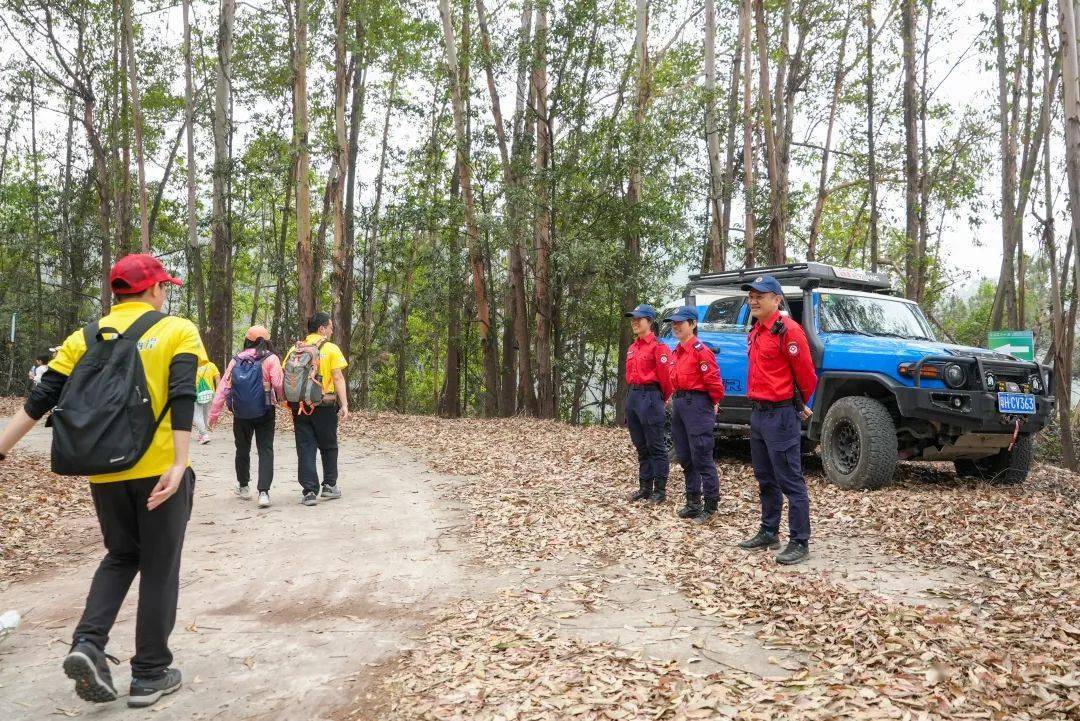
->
<box><xmin>818</xmin><ymin>293</ymin><xmax>934</xmax><ymax>340</ymax></box>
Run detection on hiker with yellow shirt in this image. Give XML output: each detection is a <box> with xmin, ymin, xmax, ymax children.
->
<box><xmin>283</xmin><ymin>311</ymin><xmax>349</xmax><ymax>506</ymax></box>
<box><xmin>194</xmin><ymin>359</ymin><xmax>220</xmax><ymax>444</ymax></box>
<box><xmin>0</xmin><ymin>254</ymin><xmax>207</xmax><ymax>709</ymax></box>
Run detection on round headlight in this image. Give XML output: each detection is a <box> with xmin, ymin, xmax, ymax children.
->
<box><xmin>984</xmin><ymin>372</ymin><xmax>996</xmax><ymax>391</ymax></box>
<box><xmin>943</xmin><ymin>363</ymin><xmax>966</xmax><ymax>389</ymax></box>
<box><xmin>1030</xmin><ymin>374</ymin><xmax>1043</xmax><ymax>393</ymax></box>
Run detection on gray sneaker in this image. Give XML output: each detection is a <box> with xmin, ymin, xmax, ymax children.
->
<box><xmin>301</xmin><ymin>492</ymin><xmax>318</xmax><ymax>506</ymax></box>
<box><xmin>63</xmin><ymin>639</ymin><xmax>119</xmax><ymax>703</ymax></box>
<box><xmin>128</xmin><ymin>667</ymin><xmax>182</xmax><ymax>708</ymax></box>
<box><xmin>234</xmin><ymin>484</ymin><xmax>251</xmax><ymax>500</ymax></box>
<box><xmin>320</xmin><ymin>485</ymin><xmax>341</xmax><ymax>500</ymax></box>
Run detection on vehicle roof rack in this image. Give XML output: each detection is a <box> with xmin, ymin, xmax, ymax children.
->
<box><xmin>687</xmin><ymin>262</ymin><xmax>892</xmax><ymax>294</ymax></box>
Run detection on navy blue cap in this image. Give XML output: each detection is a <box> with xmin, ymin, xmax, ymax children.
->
<box><xmin>668</xmin><ymin>306</ymin><xmax>698</xmax><ymax>323</ymax></box>
<box><xmin>624</xmin><ymin>303</ymin><xmax>657</xmax><ymax>319</ymax></box>
<box><xmin>741</xmin><ymin>274</ymin><xmax>783</xmax><ymax>295</ymax></box>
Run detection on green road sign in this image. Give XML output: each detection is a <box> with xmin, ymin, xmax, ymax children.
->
<box><xmin>987</xmin><ymin>330</ymin><xmax>1034</xmax><ymax>361</ymax></box>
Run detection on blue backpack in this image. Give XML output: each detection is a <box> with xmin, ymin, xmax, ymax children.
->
<box><xmin>227</xmin><ymin>353</ymin><xmax>270</xmax><ymax>419</ymax></box>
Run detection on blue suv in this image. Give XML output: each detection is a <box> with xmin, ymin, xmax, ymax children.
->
<box><xmin>659</xmin><ymin>263</ymin><xmax>1054</xmax><ymax>489</ymax></box>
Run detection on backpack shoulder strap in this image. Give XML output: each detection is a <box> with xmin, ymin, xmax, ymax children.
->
<box><xmin>82</xmin><ymin>321</ymin><xmax>101</xmax><ymax>349</ymax></box>
<box><xmin>122</xmin><ymin>310</ymin><xmax>168</xmax><ymax>343</ymax></box>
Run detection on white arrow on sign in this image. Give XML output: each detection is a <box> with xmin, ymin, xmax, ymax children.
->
<box><xmin>993</xmin><ymin>344</ymin><xmax>1029</xmax><ymax>355</ymax></box>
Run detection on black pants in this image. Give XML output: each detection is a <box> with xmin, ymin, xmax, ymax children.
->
<box><xmin>292</xmin><ymin>404</ymin><xmax>339</xmax><ymax>493</ymax></box>
<box><xmin>73</xmin><ymin>469</ymin><xmax>195</xmax><ymax>679</ymax></box>
<box><xmin>233</xmin><ymin>410</ymin><xmax>276</xmax><ymax>492</ymax></box>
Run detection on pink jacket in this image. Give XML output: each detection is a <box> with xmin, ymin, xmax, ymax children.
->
<box><xmin>209</xmin><ymin>349</ymin><xmax>285</xmax><ymax>426</ymax></box>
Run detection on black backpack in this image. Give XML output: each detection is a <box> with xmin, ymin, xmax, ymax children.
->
<box><xmin>50</xmin><ymin>311</ymin><xmax>171</xmax><ymax>476</ymax></box>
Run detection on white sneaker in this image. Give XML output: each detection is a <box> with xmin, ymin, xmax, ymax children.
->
<box><xmin>198</xmin><ymin>434</ymin><xmax>210</xmax><ymax>445</ymax></box>
<box><xmin>234</xmin><ymin>484</ymin><xmax>251</xmax><ymax>500</ymax></box>
<box><xmin>258</xmin><ymin>492</ymin><xmax>270</xmax><ymax>508</ymax></box>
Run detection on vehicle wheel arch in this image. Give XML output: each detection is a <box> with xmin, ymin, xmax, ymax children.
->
<box><xmin>809</xmin><ymin>373</ymin><xmax>900</xmax><ymax>442</ymax></box>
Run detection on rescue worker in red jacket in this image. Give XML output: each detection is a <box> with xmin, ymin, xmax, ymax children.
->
<box><xmin>737</xmin><ymin>275</ymin><xmax>818</xmax><ymax>564</ymax></box>
<box><xmin>667</xmin><ymin>305</ymin><xmax>725</xmax><ymax>523</ymax></box>
<box><xmin>623</xmin><ymin>304</ymin><xmax>674</xmax><ymax>503</ymax></box>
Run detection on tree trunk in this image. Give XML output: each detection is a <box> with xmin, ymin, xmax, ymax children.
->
<box><xmin>704</xmin><ymin>0</ymin><xmax>725</xmax><ymax>271</ymax></box>
<box><xmin>753</xmin><ymin>0</ymin><xmax>784</xmax><ymax>263</ymax></box>
<box><xmin>340</xmin><ymin>14</ymin><xmax>367</xmax><ymax>369</ymax></box>
<box><xmin>358</xmin><ymin>64</ymin><xmax>398</xmax><ymax>408</ymax></box>
<box><xmin>395</xmin><ymin>235</ymin><xmax>420</xmax><ymax>411</ymax></box>
<box><xmin>901</xmin><ymin>0</ymin><xmax>920</xmax><ymax>299</ymax></box>
<box><xmin>295</xmin><ymin>0</ymin><xmax>314</xmax><ymax>327</ymax></box>
<box><xmin>332</xmin><ymin>4</ymin><xmax>362</xmax><ymax>368</ymax></box>
<box><xmin>1060</xmin><ymin>0</ymin><xmax>1080</xmax><ymax>382</ymax></box>
<box><xmin>616</xmin><ymin>0</ymin><xmax>649</xmax><ymax>426</ymax></box>
<box><xmin>207</xmin><ymin>0</ymin><xmax>235</xmax><ymax>367</ymax></box>
<box><xmin>123</xmin><ymin>0</ymin><xmax>149</xmax><ymax>252</ymax></box>
<box><xmin>716</xmin><ymin>22</ymin><xmax>741</xmax><ymax>272</ymax></box>
<box><xmin>533</xmin><ymin>1</ymin><xmax>556</xmax><ymax>419</ymax></box>
<box><xmin>183</xmin><ymin>0</ymin><xmax>206</xmax><ymax>334</ymax></box>
<box><xmin>740</xmin><ymin>0</ymin><xmax>756</xmax><ymax>265</ymax></box>
<box><xmin>439</xmin><ymin>0</ymin><xmax>499</xmax><ymax>417</ymax></box>
<box><xmin>476</xmin><ymin>0</ymin><xmax>537</xmax><ymax>415</ymax></box>
<box><xmin>866</xmin><ymin>0</ymin><xmax>879</xmax><ymax>272</ymax></box>
<box><xmin>808</xmin><ymin>14</ymin><xmax>851</xmax><ymax>259</ymax></box>
<box><xmin>272</xmin><ymin>163</ymin><xmax>295</xmax><ymax>344</ymax></box>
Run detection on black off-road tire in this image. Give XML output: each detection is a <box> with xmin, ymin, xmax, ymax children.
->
<box><xmin>953</xmin><ymin>433</ymin><xmax>1033</xmax><ymax>486</ymax></box>
<box><xmin>820</xmin><ymin>396</ymin><xmax>898</xmax><ymax>490</ymax></box>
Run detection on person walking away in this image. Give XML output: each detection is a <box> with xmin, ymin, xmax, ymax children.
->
<box><xmin>283</xmin><ymin>311</ymin><xmax>349</xmax><ymax>506</ymax></box>
<box><xmin>0</xmin><ymin>253</ymin><xmax>206</xmax><ymax>708</ymax></box>
<box><xmin>193</xmin><ymin>358</ymin><xmax>220</xmax><ymax>444</ymax></box>
<box><xmin>623</xmin><ymin>304</ymin><xmax>673</xmax><ymax>504</ymax></box>
<box><xmin>209</xmin><ymin>326</ymin><xmax>284</xmax><ymax>508</ymax></box>
<box><xmin>737</xmin><ymin>275</ymin><xmax>818</xmax><ymax>565</ymax></box>
<box><xmin>666</xmin><ymin>305</ymin><xmax>725</xmax><ymax>524</ymax></box>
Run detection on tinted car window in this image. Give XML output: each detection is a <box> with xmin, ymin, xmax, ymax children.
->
<box><xmin>659</xmin><ymin>308</ymin><xmax>677</xmax><ymax>338</ymax></box>
<box><xmin>701</xmin><ymin>297</ymin><xmax>746</xmax><ymax>333</ymax></box>
<box><xmin>818</xmin><ymin>293</ymin><xmax>934</xmax><ymax>340</ymax></box>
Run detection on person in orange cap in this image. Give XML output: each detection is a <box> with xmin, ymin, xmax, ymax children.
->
<box><xmin>209</xmin><ymin>325</ymin><xmax>285</xmax><ymax>508</ymax></box>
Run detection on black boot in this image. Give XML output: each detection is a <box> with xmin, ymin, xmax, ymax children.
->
<box><xmin>738</xmin><ymin>528</ymin><xmax>781</xmax><ymax>550</ymax></box>
<box><xmin>694</xmin><ymin>497</ymin><xmax>718</xmax><ymax>524</ymax></box>
<box><xmin>647</xmin><ymin>478</ymin><xmax>666</xmax><ymax>504</ymax></box>
<box><xmin>627</xmin><ymin>478</ymin><xmax>652</xmax><ymax>502</ymax></box>
<box><xmin>677</xmin><ymin>493</ymin><xmax>703</xmax><ymax>519</ymax></box>
<box><xmin>775</xmin><ymin>540</ymin><xmax>809</xmax><ymax>565</ymax></box>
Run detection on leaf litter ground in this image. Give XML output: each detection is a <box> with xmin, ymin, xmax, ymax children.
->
<box><xmin>338</xmin><ymin>413</ymin><xmax>1079</xmax><ymax>721</ymax></box>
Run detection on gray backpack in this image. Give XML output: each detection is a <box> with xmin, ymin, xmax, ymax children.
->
<box><xmin>283</xmin><ymin>339</ymin><xmax>325</xmax><ymax>410</ymax></box>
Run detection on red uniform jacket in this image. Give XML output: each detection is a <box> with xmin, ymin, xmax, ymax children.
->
<box><xmin>747</xmin><ymin>311</ymin><xmax>818</xmax><ymax>403</ymax></box>
<box><xmin>625</xmin><ymin>333</ymin><xmax>673</xmax><ymax>401</ymax></box>
<box><xmin>669</xmin><ymin>337</ymin><xmax>725</xmax><ymax>404</ymax></box>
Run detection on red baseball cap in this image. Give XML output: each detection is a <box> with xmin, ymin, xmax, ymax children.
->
<box><xmin>110</xmin><ymin>254</ymin><xmax>183</xmax><ymax>295</ymax></box>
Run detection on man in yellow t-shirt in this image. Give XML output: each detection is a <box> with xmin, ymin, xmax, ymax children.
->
<box><xmin>194</xmin><ymin>360</ymin><xmax>220</xmax><ymax>444</ymax></box>
<box><xmin>0</xmin><ymin>254</ymin><xmax>207</xmax><ymax>708</ymax></box>
<box><xmin>285</xmin><ymin>311</ymin><xmax>349</xmax><ymax>505</ymax></box>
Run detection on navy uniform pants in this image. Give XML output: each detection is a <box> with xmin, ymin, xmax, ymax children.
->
<box><xmin>749</xmin><ymin>405</ymin><xmax>811</xmax><ymax>542</ymax></box>
<box><xmin>626</xmin><ymin>387</ymin><xmax>669</xmax><ymax>481</ymax></box>
<box><xmin>670</xmin><ymin>391</ymin><xmax>719</xmax><ymax>500</ymax></box>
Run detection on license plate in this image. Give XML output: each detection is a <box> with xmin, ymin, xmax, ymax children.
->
<box><xmin>998</xmin><ymin>392</ymin><xmax>1035</xmax><ymax>414</ymax></box>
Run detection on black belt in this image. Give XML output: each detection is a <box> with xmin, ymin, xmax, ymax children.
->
<box><xmin>751</xmin><ymin>398</ymin><xmax>795</xmax><ymax>410</ymax></box>
<box><xmin>673</xmin><ymin>390</ymin><xmax>709</xmax><ymax>399</ymax></box>
<box><xmin>629</xmin><ymin>383</ymin><xmax>660</xmax><ymax>392</ymax></box>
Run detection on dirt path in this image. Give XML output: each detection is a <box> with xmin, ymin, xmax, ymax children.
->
<box><xmin>0</xmin><ymin>421</ymin><xmax>489</xmax><ymax>720</ymax></box>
